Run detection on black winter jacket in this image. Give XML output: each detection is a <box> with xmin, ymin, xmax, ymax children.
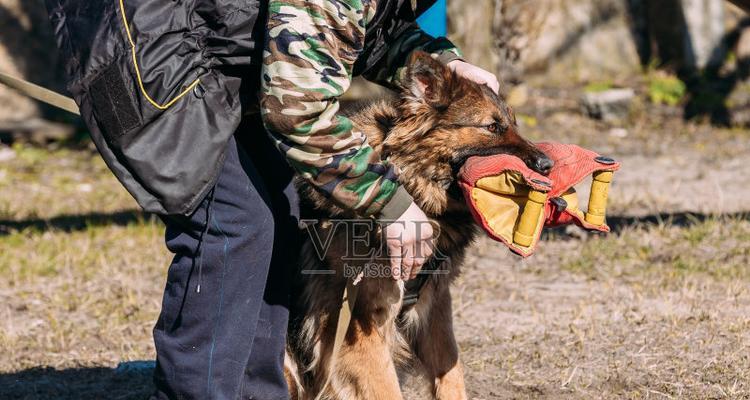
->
<box><xmin>45</xmin><ymin>0</ymin><xmax>435</xmax><ymax>215</ymax></box>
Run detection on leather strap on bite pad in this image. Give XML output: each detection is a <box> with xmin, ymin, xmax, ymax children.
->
<box><xmin>536</xmin><ymin>142</ymin><xmax>620</xmax><ymax>231</ymax></box>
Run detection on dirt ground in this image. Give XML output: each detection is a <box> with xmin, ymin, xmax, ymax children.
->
<box><xmin>1</xmin><ymin>86</ymin><xmax>749</xmax><ymax>399</ymax></box>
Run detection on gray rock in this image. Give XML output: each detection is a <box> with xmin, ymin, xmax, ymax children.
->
<box><xmin>581</xmin><ymin>88</ymin><xmax>635</xmax><ymax>122</ymax></box>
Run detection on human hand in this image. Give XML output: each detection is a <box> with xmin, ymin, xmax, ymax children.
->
<box><xmin>383</xmin><ymin>202</ymin><xmax>434</xmax><ymax>281</ymax></box>
<box><xmin>447</xmin><ymin>60</ymin><xmax>500</xmax><ymax>94</ymax></box>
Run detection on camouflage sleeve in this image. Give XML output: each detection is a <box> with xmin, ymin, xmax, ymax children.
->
<box><xmin>363</xmin><ymin>23</ymin><xmax>463</xmax><ymax>88</ymax></box>
<box><xmin>260</xmin><ymin>0</ymin><xmax>413</xmax><ymax>219</ymax></box>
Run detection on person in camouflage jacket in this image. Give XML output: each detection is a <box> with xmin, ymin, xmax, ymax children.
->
<box><xmin>261</xmin><ymin>0</ymin><xmax>463</xmax><ymax>219</ymax></box>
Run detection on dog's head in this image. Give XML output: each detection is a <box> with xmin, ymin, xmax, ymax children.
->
<box><xmin>380</xmin><ymin>51</ymin><xmax>552</xmax><ymax>215</ymax></box>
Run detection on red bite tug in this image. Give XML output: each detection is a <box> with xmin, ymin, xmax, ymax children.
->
<box><xmin>459</xmin><ymin>142</ymin><xmax>621</xmax><ymax>257</ymax></box>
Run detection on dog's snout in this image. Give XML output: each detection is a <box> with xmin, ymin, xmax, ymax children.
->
<box><xmin>533</xmin><ymin>155</ymin><xmax>554</xmax><ymax>176</ymax></box>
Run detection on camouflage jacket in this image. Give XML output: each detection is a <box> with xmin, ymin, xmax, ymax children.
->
<box><xmin>260</xmin><ymin>0</ymin><xmax>462</xmax><ymax>220</ymax></box>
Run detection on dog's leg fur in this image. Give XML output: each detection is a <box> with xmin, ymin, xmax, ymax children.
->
<box><xmin>411</xmin><ymin>283</ymin><xmax>468</xmax><ymax>400</ymax></box>
<box><xmin>300</xmin><ymin>271</ymin><xmax>407</xmax><ymax>400</ymax></box>
<box><xmin>285</xmin><ymin>353</ymin><xmax>303</xmax><ymax>400</ymax></box>
<box><xmin>305</xmin><ymin>277</ymin><xmax>404</xmax><ymax>399</ymax></box>
<box><xmin>328</xmin><ymin>317</ymin><xmax>404</xmax><ymax>400</ymax></box>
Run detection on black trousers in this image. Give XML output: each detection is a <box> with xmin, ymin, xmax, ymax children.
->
<box><xmin>152</xmin><ymin>117</ymin><xmax>300</xmax><ymax>400</ymax></box>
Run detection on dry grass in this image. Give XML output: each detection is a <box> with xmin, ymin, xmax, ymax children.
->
<box><xmin>450</xmin><ymin>218</ymin><xmax>750</xmax><ymax>399</ymax></box>
<box><xmin>560</xmin><ymin>217</ymin><xmax>750</xmax><ymax>284</ymax></box>
<box><xmin>0</xmin><ymin>222</ymin><xmax>166</xmax><ymax>370</ymax></box>
<box><xmin>0</xmin><ymin>145</ymin><xmax>165</xmax><ymax>399</ymax></box>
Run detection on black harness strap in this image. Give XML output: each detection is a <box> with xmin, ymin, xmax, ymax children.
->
<box><xmin>401</xmin><ymin>257</ymin><xmax>443</xmax><ymax>309</ymax></box>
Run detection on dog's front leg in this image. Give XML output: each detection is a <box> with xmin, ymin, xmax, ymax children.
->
<box><xmin>326</xmin><ymin>317</ymin><xmax>403</xmax><ymax>400</ymax></box>
<box><xmin>412</xmin><ymin>286</ymin><xmax>468</xmax><ymax>400</ymax></box>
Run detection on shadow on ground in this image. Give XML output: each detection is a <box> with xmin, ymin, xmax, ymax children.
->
<box><xmin>0</xmin><ymin>210</ymin><xmax>155</xmax><ymax>236</ymax></box>
<box><xmin>543</xmin><ymin>211</ymin><xmax>750</xmax><ymax>240</ymax></box>
<box><xmin>2</xmin><ymin>209</ymin><xmax>747</xmax><ymax>237</ymax></box>
<box><xmin>607</xmin><ymin>210</ymin><xmax>750</xmax><ymax>232</ymax></box>
<box><xmin>0</xmin><ymin>362</ymin><xmax>155</xmax><ymax>400</ymax></box>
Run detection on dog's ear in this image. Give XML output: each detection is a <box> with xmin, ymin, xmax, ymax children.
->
<box><xmin>402</xmin><ymin>51</ymin><xmax>452</xmax><ymax>108</ymax></box>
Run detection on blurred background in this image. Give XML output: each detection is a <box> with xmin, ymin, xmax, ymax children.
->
<box><xmin>1</xmin><ymin>1</ymin><xmax>749</xmax><ymax>399</ymax></box>
<box><xmin>3</xmin><ymin>0</ymin><xmax>750</xmax><ymax>131</ymax></box>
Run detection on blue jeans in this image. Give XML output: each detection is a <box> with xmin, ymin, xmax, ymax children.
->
<box><xmin>152</xmin><ymin>117</ymin><xmax>300</xmax><ymax>400</ymax></box>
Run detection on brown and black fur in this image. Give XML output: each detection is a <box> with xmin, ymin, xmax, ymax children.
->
<box><xmin>285</xmin><ymin>51</ymin><xmax>552</xmax><ymax>400</ymax></box>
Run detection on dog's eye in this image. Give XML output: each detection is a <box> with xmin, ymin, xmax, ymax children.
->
<box><xmin>486</xmin><ymin>122</ymin><xmax>505</xmax><ymax>134</ymax></box>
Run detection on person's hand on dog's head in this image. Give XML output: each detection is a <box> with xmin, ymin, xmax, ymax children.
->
<box><xmin>447</xmin><ymin>60</ymin><xmax>500</xmax><ymax>95</ymax></box>
<box><xmin>383</xmin><ymin>202</ymin><xmax>434</xmax><ymax>281</ymax></box>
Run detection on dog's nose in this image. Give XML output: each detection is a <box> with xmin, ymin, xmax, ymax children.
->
<box><xmin>533</xmin><ymin>156</ymin><xmax>554</xmax><ymax>175</ymax></box>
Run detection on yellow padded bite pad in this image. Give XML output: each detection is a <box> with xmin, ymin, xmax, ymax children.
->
<box><xmin>471</xmin><ymin>172</ymin><xmax>546</xmax><ymax>252</ymax></box>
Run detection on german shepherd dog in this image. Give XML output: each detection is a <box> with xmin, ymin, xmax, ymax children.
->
<box><xmin>285</xmin><ymin>51</ymin><xmax>553</xmax><ymax>400</ymax></box>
